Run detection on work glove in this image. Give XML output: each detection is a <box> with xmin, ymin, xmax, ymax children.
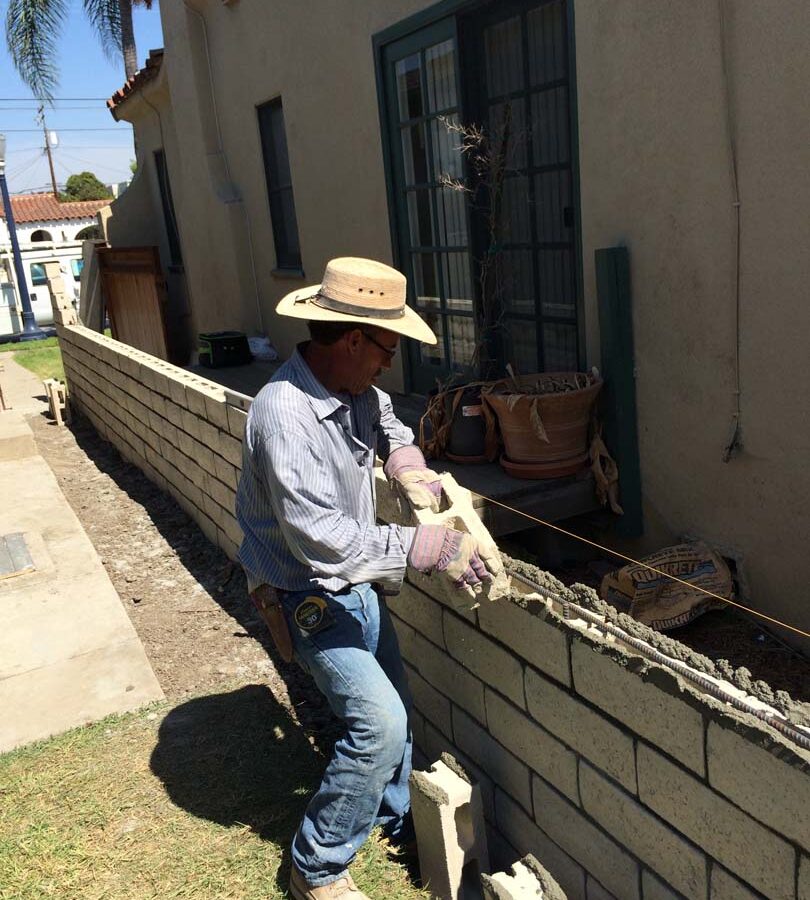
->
<box><xmin>384</xmin><ymin>445</ymin><xmax>443</xmax><ymax>514</ymax></box>
<box><xmin>408</xmin><ymin>524</ymin><xmax>503</xmax><ymax>600</ymax></box>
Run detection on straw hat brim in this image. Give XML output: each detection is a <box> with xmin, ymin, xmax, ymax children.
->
<box><xmin>276</xmin><ymin>285</ymin><xmax>438</xmax><ymax>345</ymax></box>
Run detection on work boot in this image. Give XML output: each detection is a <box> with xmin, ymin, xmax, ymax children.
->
<box><xmin>289</xmin><ymin>864</ymin><xmax>371</xmax><ymax>900</ymax></box>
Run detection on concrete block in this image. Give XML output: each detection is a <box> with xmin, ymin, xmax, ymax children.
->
<box><xmin>478</xmin><ymin>595</ymin><xmax>570</xmax><ymax>687</ymax></box>
<box><xmin>216</xmin><ymin>528</ymin><xmax>239</xmax><ymax>561</ymax></box>
<box><xmin>485</xmin><ymin>689</ymin><xmax>578</xmax><ymax>803</ymax></box>
<box><xmin>584</xmin><ymin>876</ymin><xmax>615</xmax><ymax>900</ymax></box>
<box><xmin>709</xmin><ymin>865</ymin><xmax>761</xmax><ymax>900</ymax></box>
<box><xmin>405</xmin><ymin>625</ymin><xmax>487</xmax><ymax>725</ymax></box>
<box><xmin>149</xmin><ymin>391</ymin><xmax>167</xmax><ymax>420</ymax></box>
<box><xmin>407</xmin><ymin>568</ymin><xmax>477</xmax><ymax>623</ymax></box>
<box><xmin>453</xmin><ymin>707</ymin><xmax>532</xmax><ymax>813</ymax></box>
<box><xmin>405</xmin><ymin>662</ymin><xmax>452</xmax><ymax>738</ymax></box>
<box><xmin>525</xmin><ymin>667</ymin><xmax>635</xmax><ymax>793</ymax></box>
<box><xmin>482</xmin><ymin>855</ymin><xmax>567</xmax><ymax>900</ymax></box>
<box><xmin>195</xmin><ymin>510</ymin><xmax>219</xmax><ymax>547</ymax></box>
<box><xmin>218</xmin><ymin>508</ymin><xmax>243</xmax><ymax>546</ymax></box>
<box><xmin>532</xmin><ymin>776</ymin><xmax>640</xmax><ymax>900</ymax></box>
<box><xmin>571</xmin><ymin>640</ymin><xmax>705</xmax><ymax>776</ymax></box>
<box><xmin>409</xmin><ymin>757</ymin><xmax>490</xmax><ymax>900</ymax></box>
<box><xmin>579</xmin><ymin>762</ymin><xmax>706</xmax><ymax>898</ymax></box>
<box><xmin>214</xmin><ymin>455</ymin><xmax>239</xmax><ymax>492</ymax></box>
<box><xmin>226</xmin><ymin>403</ymin><xmax>248</xmax><ymax>439</ymax></box>
<box><xmin>164</xmin><ymin>398</ymin><xmax>185</xmax><ymax>429</ymax></box>
<box><xmin>637</xmin><ymin>744</ymin><xmax>795</xmax><ymax>899</ymax></box>
<box><xmin>169</xmin><ymin>376</ymin><xmax>187</xmax><ymax>409</ymax></box>
<box><xmin>444</xmin><ymin>612</ymin><xmax>525</xmax><ymax>709</ymax></box>
<box><xmin>640</xmin><ymin>871</ymin><xmax>680</xmax><ymax>900</ymax></box>
<box><xmin>203</xmin><ymin>393</ymin><xmax>230</xmax><ymax>432</ymax></box>
<box><xmin>411</xmin><ymin>709</ymin><xmax>427</xmax><ymax>754</ymax></box>
<box><xmin>218</xmin><ymin>430</ymin><xmax>244</xmax><ymax>468</ymax></box>
<box><xmin>387</xmin><ymin>581</ymin><xmax>445</xmax><ymax>647</ymax></box>
<box><xmin>707</xmin><ymin>720</ymin><xmax>810</xmax><ymax>850</ymax></box>
<box><xmin>495</xmin><ymin>789</ymin><xmax>586</xmax><ymax>900</ymax></box>
<box><xmin>205</xmin><ymin>473</ymin><xmax>236</xmax><ymax>515</ymax></box>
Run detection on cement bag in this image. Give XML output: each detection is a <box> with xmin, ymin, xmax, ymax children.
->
<box><xmin>600</xmin><ymin>541</ymin><xmax>731</xmax><ymax>630</ymax></box>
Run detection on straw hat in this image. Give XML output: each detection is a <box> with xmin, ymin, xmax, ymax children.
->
<box><xmin>275</xmin><ymin>257</ymin><xmax>437</xmax><ymax>344</ymax></box>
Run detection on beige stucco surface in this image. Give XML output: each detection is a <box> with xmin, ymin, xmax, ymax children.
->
<box><xmin>109</xmin><ymin>0</ymin><xmax>810</xmax><ymax>639</ymax></box>
<box><xmin>576</xmin><ymin>0</ymin><xmax>810</xmax><ymax>640</ymax></box>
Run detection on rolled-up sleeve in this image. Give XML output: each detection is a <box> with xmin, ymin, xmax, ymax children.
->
<box><xmin>374</xmin><ymin>387</ymin><xmax>415</xmax><ymax>461</ymax></box>
<box><xmin>260</xmin><ymin>428</ymin><xmax>415</xmax><ymax>587</ymax></box>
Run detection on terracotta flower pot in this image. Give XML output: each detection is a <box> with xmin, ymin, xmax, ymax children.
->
<box><xmin>483</xmin><ymin>372</ymin><xmax>603</xmax><ymax>479</ymax></box>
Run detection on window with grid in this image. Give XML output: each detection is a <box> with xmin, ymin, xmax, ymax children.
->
<box><xmin>257</xmin><ymin>98</ymin><xmax>302</xmax><ymax>272</ymax></box>
<box><xmin>380</xmin><ymin>0</ymin><xmax>580</xmax><ymax>392</ymax></box>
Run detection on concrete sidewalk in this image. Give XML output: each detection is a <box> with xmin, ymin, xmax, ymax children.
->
<box><xmin>0</xmin><ymin>356</ymin><xmax>162</xmax><ymax>753</ymax></box>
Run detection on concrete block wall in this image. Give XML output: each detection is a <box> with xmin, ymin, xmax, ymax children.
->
<box><xmin>388</xmin><ymin>578</ymin><xmax>810</xmax><ymax>900</ymax></box>
<box><xmin>57</xmin><ymin>324</ymin><xmax>248</xmax><ymax>563</ymax></box>
<box><xmin>57</xmin><ymin>325</ymin><xmax>810</xmax><ymax>900</ymax></box>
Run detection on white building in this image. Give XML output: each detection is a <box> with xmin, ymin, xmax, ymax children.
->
<box><xmin>0</xmin><ymin>192</ymin><xmax>110</xmax><ymax>333</ymax></box>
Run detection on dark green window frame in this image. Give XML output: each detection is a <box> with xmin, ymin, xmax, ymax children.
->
<box><xmin>374</xmin><ymin>0</ymin><xmax>585</xmax><ymax>392</ymax></box>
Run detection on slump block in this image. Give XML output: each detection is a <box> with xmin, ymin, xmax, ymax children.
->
<box><xmin>481</xmin><ymin>855</ymin><xmax>567</xmax><ymax>900</ymax></box>
<box><xmin>410</xmin><ymin>756</ymin><xmax>490</xmax><ymax>900</ymax></box>
<box><xmin>375</xmin><ymin>467</ymin><xmax>511</xmax><ymax>609</ymax></box>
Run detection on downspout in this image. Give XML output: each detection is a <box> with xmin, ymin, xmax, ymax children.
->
<box><xmin>181</xmin><ymin>0</ymin><xmax>265</xmax><ymax>334</ymax></box>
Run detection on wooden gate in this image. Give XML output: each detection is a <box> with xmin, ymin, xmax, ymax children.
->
<box><xmin>97</xmin><ymin>246</ymin><xmax>169</xmax><ymax>360</ymax></box>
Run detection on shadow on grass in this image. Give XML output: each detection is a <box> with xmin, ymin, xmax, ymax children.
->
<box><xmin>150</xmin><ymin>683</ymin><xmax>319</xmax><ymax>892</ymax></box>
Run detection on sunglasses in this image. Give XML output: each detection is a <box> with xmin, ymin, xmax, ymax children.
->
<box><xmin>361</xmin><ymin>330</ymin><xmax>397</xmax><ymax>359</ymax></box>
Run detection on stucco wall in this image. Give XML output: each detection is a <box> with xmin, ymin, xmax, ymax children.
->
<box><xmin>575</xmin><ymin>0</ymin><xmax>810</xmax><ymax>641</ymax></box>
<box><xmin>53</xmin><ymin>321</ymin><xmax>810</xmax><ymax>900</ymax></box>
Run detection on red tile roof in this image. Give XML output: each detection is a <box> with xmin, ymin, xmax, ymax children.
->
<box><xmin>0</xmin><ymin>192</ymin><xmax>111</xmax><ymax>224</ymax></box>
<box><xmin>108</xmin><ymin>48</ymin><xmax>164</xmax><ymax>115</ymax></box>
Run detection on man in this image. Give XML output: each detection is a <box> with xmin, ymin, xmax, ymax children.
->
<box><xmin>236</xmin><ymin>257</ymin><xmax>501</xmax><ymax>900</ymax></box>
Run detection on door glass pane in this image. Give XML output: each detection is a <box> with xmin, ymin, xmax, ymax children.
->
<box><xmin>531</xmin><ymin>87</ymin><xmax>570</xmax><ymax>165</ymax></box>
<box><xmin>536</xmin><ymin>250</ymin><xmax>575</xmax><ymax>315</ymax></box>
<box><xmin>412</xmin><ymin>253</ymin><xmax>439</xmax><ymax>306</ymax></box>
<box><xmin>499</xmin><ymin>175</ymin><xmax>531</xmax><ymax>244</ymax></box>
<box><xmin>485</xmin><ymin>15</ymin><xmax>524</xmax><ymax>98</ymax></box>
<box><xmin>534</xmin><ymin>170</ymin><xmax>571</xmax><ymax>243</ymax></box>
<box><xmin>504</xmin><ymin>320</ymin><xmax>538</xmax><ymax>374</ymax></box>
<box><xmin>442</xmin><ymin>253</ymin><xmax>473</xmax><ymax>311</ymax></box>
<box><xmin>401</xmin><ymin>123</ymin><xmax>429</xmax><ymax>185</ymax></box>
<box><xmin>425</xmin><ymin>39</ymin><xmax>457</xmax><ymax>111</ymax></box>
<box><xmin>542</xmin><ymin>322</ymin><xmax>578</xmax><ymax>370</ymax></box>
<box><xmin>528</xmin><ymin>1</ymin><xmax>567</xmax><ymax>86</ymax></box>
<box><xmin>499</xmin><ymin>250</ymin><xmax>535</xmax><ymax>314</ymax></box>
<box><xmin>407</xmin><ymin>190</ymin><xmax>435</xmax><ymax>248</ymax></box>
<box><xmin>489</xmin><ymin>99</ymin><xmax>527</xmax><ymax>170</ymax></box>
<box><xmin>436</xmin><ymin>186</ymin><xmax>468</xmax><ymax>246</ymax></box>
<box><xmin>430</xmin><ymin>114</ymin><xmax>463</xmax><ymax>180</ymax></box>
<box><xmin>396</xmin><ymin>54</ymin><xmax>423</xmax><ymax>120</ymax></box>
<box><xmin>448</xmin><ymin>316</ymin><xmax>476</xmax><ymax>369</ymax></box>
<box><xmin>419</xmin><ymin>310</ymin><xmax>445</xmax><ymax>366</ymax></box>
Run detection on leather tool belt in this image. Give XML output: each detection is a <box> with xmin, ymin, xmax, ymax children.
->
<box><xmin>249</xmin><ymin>584</ymin><xmax>294</xmax><ymax>663</ymax></box>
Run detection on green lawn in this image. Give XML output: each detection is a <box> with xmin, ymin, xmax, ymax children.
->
<box><xmin>0</xmin><ymin>685</ymin><xmax>425</xmax><ymax>900</ymax></box>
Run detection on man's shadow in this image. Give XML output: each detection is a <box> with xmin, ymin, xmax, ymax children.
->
<box><xmin>150</xmin><ymin>683</ymin><xmax>327</xmax><ymax>893</ymax></box>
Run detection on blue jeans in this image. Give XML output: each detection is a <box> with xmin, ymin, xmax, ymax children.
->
<box><xmin>281</xmin><ymin>583</ymin><xmax>413</xmax><ymax>885</ymax></box>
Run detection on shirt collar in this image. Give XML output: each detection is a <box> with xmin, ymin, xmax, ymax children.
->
<box><xmin>288</xmin><ymin>343</ymin><xmax>347</xmax><ymax>422</ymax></box>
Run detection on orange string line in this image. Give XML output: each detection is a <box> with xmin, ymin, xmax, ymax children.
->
<box><xmin>472</xmin><ymin>491</ymin><xmax>810</xmax><ymax>641</ymax></box>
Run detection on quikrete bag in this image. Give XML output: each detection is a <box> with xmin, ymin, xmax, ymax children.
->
<box><xmin>600</xmin><ymin>541</ymin><xmax>732</xmax><ymax>631</ymax></box>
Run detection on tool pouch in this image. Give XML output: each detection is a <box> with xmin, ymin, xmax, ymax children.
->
<box><xmin>250</xmin><ymin>584</ymin><xmax>294</xmax><ymax>663</ymax></box>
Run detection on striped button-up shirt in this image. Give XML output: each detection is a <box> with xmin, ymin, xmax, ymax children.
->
<box><xmin>236</xmin><ymin>346</ymin><xmax>417</xmax><ymax>593</ymax></box>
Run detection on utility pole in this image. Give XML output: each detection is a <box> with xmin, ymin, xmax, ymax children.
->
<box><xmin>0</xmin><ymin>134</ymin><xmax>46</xmax><ymax>341</ymax></box>
<box><xmin>38</xmin><ymin>105</ymin><xmax>58</xmax><ymax>197</ymax></box>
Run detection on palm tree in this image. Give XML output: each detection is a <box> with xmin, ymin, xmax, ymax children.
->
<box><xmin>6</xmin><ymin>0</ymin><xmax>155</xmax><ymax>102</ymax></box>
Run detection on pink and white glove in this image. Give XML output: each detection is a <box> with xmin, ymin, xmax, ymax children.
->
<box><xmin>384</xmin><ymin>445</ymin><xmax>443</xmax><ymax>514</ymax></box>
<box><xmin>408</xmin><ymin>524</ymin><xmax>503</xmax><ymax>599</ymax></box>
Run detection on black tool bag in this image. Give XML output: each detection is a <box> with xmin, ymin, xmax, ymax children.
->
<box><xmin>198</xmin><ymin>331</ymin><xmax>252</xmax><ymax>368</ymax></box>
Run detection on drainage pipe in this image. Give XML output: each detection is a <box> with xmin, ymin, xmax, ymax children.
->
<box><xmin>508</xmin><ymin>570</ymin><xmax>810</xmax><ymax>753</ymax></box>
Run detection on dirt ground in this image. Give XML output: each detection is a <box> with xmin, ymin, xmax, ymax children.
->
<box><xmin>28</xmin><ymin>408</ymin><xmax>339</xmax><ymax>741</ymax></box>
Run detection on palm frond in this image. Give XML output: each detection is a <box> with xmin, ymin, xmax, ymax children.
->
<box><xmin>5</xmin><ymin>0</ymin><xmax>67</xmax><ymax>101</ymax></box>
<box><xmin>82</xmin><ymin>0</ymin><xmax>122</xmax><ymax>60</ymax></box>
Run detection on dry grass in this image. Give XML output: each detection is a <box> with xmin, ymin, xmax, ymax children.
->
<box><xmin>0</xmin><ymin>684</ymin><xmax>427</xmax><ymax>900</ymax></box>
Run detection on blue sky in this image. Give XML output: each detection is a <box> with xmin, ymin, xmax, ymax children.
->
<box><xmin>0</xmin><ymin>0</ymin><xmax>163</xmax><ymax>194</ymax></box>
